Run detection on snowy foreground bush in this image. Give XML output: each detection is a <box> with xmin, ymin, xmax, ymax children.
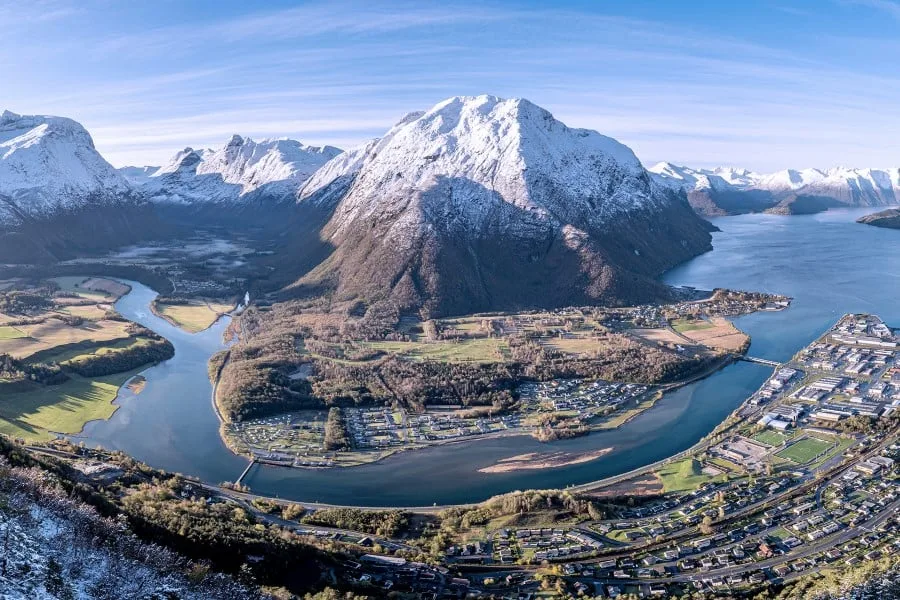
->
<box><xmin>810</xmin><ymin>564</ymin><xmax>900</xmax><ymax>600</ymax></box>
<box><xmin>0</xmin><ymin>457</ymin><xmax>262</xmax><ymax>600</ymax></box>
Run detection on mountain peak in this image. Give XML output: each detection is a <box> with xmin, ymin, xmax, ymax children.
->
<box><xmin>0</xmin><ymin>110</ymin><xmax>132</xmax><ymax>228</ymax></box>
<box><xmin>139</xmin><ymin>134</ymin><xmax>343</xmax><ymax>204</ymax></box>
<box><xmin>294</xmin><ymin>94</ymin><xmax>711</xmax><ymax>316</ymax></box>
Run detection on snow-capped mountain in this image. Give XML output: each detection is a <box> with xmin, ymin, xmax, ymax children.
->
<box><xmin>294</xmin><ymin>95</ymin><xmax>712</xmax><ymax>316</ymax></box>
<box><xmin>117</xmin><ymin>164</ymin><xmax>159</xmax><ymax>186</ymax></box>
<box><xmin>138</xmin><ymin>135</ymin><xmax>342</xmax><ymax>204</ymax></box>
<box><xmin>0</xmin><ymin>110</ymin><xmax>134</xmax><ymax>227</ymax></box>
<box><xmin>0</xmin><ymin>110</ymin><xmax>158</xmax><ymax>262</ymax></box>
<box><xmin>650</xmin><ymin>162</ymin><xmax>900</xmax><ymax>215</ymax></box>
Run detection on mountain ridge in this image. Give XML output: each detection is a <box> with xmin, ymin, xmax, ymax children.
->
<box><xmin>650</xmin><ymin>161</ymin><xmax>900</xmax><ymax>216</ymax></box>
<box><xmin>288</xmin><ymin>94</ymin><xmax>714</xmax><ymax>316</ymax></box>
<box><xmin>131</xmin><ymin>135</ymin><xmax>342</xmax><ymax>205</ymax></box>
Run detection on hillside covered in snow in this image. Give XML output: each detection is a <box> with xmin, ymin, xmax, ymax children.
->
<box><xmin>134</xmin><ymin>135</ymin><xmax>342</xmax><ymax>205</ymax></box>
<box><xmin>291</xmin><ymin>95</ymin><xmax>713</xmax><ymax>315</ymax></box>
<box><xmin>0</xmin><ymin>110</ymin><xmax>161</xmax><ymax>262</ymax></box>
<box><xmin>0</xmin><ymin>110</ymin><xmax>134</xmax><ymax>227</ymax></box>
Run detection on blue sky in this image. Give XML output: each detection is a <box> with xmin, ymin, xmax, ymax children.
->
<box><xmin>5</xmin><ymin>0</ymin><xmax>900</xmax><ymax>171</ymax></box>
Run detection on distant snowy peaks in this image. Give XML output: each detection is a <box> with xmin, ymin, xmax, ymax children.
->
<box><xmin>137</xmin><ymin>135</ymin><xmax>343</xmax><ymax>204</ymax></box>
<box><xmin>155</xmin><ymin>147</ymin><xmax>204</xmax><ymax>175</ymax></box>
<box><xmin>650</xmin><ymin>162</ymin><xmax>900</xmax><ymax>213</ymax></box>
<box><xmin>650</xmin><ymin>162</ymin><xmax>900</xmax><ymax>195</ymax></box>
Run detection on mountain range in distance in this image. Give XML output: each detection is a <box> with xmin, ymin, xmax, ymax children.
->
<box><xmin>1</xmin><ymin>96</ymin><xmax>896</xmax><ymax>316</ymax></box>
<box><xmin>649</xmin><ymin>162</ymin><xmax>900</xmax><ymax>216</ymax></box>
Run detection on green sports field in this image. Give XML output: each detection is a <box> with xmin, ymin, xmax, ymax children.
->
<box><xmin>775</xmin><ymin>437</ymin><xmax>832</xmax><ymax>464</ymax></box>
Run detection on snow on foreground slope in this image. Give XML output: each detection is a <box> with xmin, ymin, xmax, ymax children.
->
<box><xmin>0</xmin><ymin>110</ymin><xmax>132</xmax><ymax>226</ymax></box>
<box><xmin>295</xmin><ymin>95</ymin><xmax>712</xmax><ymax>315</ymax></box>
<box><xmin>136</xmin><ymin>135</ymin><xmax>342</xmax><ymax>204</ymax></box>
<box><xmin>650</xmin><ymin>161</ymin><xmax>900</xmax><ymax>205</ymax></box>
<box><xmin>0</xmin><ymin>461</ymin><xmax>258</xmax><ymax>600</ymax></box>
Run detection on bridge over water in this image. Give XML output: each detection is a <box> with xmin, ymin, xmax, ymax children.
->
<box><xmin>739</xmin><ymin>355</ymin><xmax>781</xmax><ymax>368</ymax></box>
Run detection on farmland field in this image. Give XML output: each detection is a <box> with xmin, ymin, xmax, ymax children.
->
<box><xmin>362</xmin><ymin>338</ymin><xmax>508</xmax><ymax>363</ymax></box>
<box><xmin>154</xmin><ymin>300</ymin><xmax>234</xmax><ymax>333</ymax></box>
<box><xmin>0</xmin><ymin>369</ymin><xmax>143</xmax><ymax>441</ymax></box>
<box><xmin>676</xmin><ymin>317</ymin><xmax>749</xmax><ymax>351</ymax></box>
<box><xmin>0</xmin><ymin>325</ymin><xmax>26</xmax><ymax>340</ymax></box>
<box><xmin>0</xmin><ymin>318</ymin><xmax>132</xmax><ymax>359</ymax></box>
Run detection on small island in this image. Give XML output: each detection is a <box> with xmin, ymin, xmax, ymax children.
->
<box><xmin>857</xmin><ymin>207</ymin><xmax>900</xmax><ymax>229</ymax></box>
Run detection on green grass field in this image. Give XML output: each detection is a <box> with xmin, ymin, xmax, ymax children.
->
<box><xmin>363</xmin><ymin>338</ymin><xmax>508</xmax><ymax>363</ymax></box>
<box><xmin>656</xmin><ymin>458</ymin><xmax>722</xmax><ymax>492</ymax></box>
<box><xmin>672</xmin><ymin>318</ymin><xmax>715</xmax><ymax>333</ymax></box>
<box><xmin>26</xmin><ymin>338</ymin><xmax>146</xmax><ymax>365</ymax></box>
<box><xmin>752</xmin><ymin>429</ymin><xmax>789</xmax><ymax>447</ymax></box>
<box><xmin>0</xmin><ymin>326</ymin><xmax>26</xmax><ymax>340</ymax></box>
<box><xmin>775</xmin><ymin>437</ymin><xmax>833</xmax><ymax>464</ymax></box>
<box><xmin>0</xmin><ymin>368</ymin><xmax>143</xmax><ymax>441</ymax></box>
<box><xmin>154</xmin><ymin>300</ymin><xmax>233</xmax><ymax>333</ymax></box>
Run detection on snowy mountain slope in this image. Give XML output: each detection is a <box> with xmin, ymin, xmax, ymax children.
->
<box><xmin>0</xmin><ymin>110</ymin><xmax>134</xmax><ymax>227</ymax></box>
<box><xmin>141</xmin><ymin>135</ymin><xmax>341</xmax><ymax>204</ymax></box>
<box><xmin>650</xmin><ymin>162</ymin><xmax>900</xmax><ymax>215</ymax></box>
<box><xmin>293</xmin><ymin>95</ymin><xmax>712</xmax><ymax>316</ymax></box>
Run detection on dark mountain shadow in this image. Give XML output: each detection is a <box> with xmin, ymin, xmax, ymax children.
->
<box><xmin>280</xmin><ymin>175</ymin><xmax>713</xmax><ymax>318</ymax></box>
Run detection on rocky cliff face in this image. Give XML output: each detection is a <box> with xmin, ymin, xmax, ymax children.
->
<box><xmin>857</xmin><ymin>208</ymin><xmax>900</xmax><ymax>229</ymax></box>
<box><xmin>292</xmin><ymin>95</ymin><xmax>713</xmax><ymax>316</ymax></box>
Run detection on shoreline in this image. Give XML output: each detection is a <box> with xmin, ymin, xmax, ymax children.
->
<box><xmin>149</xmin><ymin>297</ymin><xmax>234</xmax><ymax>335</ymax></box>
<box><xmin>101</xmin><ymin>278</ymin><xmax>792</xmax><ymax>509</ymax></box>
<box><xmin>211</xmin><ymin>348</ymin><xmax>746</xmax><ymax>473</ymax></box>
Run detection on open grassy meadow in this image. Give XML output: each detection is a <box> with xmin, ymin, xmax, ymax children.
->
<box><xmin>0</xmin><ymin>325</ymin><xmax>26</xmax><ymax>340</ymax></box>
<box><xmin>671</xmin><ymin>318</ymin><xmax>715</xmax><ymax>333</ymax></box>
<box><xmin>362</xmin><ymin>338</ymin><xmax>509</xmax><ymax>363</ymax></box>
<box><xmin>154</xmin><ymin>300</ymin><xmax>234</xmax><ymax>333</ymax></box>
<box><xmin>656</xmin><ymin>458</ymin><xmax>724</xmax><ymax>493</ymax></box>
<box><xmin>0</xmin><ymin>369</ymin><xmax>143</xmax><ymax>441</ymax></box>
<box><xmin>0</xmin><ymin>318</ymin><xmax>132</xmax><ymax>359</ymax></box>
<box><xmin>51</xmin><ymin>276</ymin><xmax>129</xmax><ymax>300</ymax></box>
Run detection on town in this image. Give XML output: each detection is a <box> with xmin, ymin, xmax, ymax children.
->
<box><xmin>298</xmin><ymin>314</ymin><xmax>898</xmax><ymax>598</ymax></box>
<box><xmin>221</xmin><ymin>289</ymin><xmax>790</xmax><ymax>469</ymax></box>
<box><xmin>223</xmin><ymin>379</ymin><xmax>654</xmax><ymax>468</ymax></box>
<box><xmin>10</xmin><ymin>314</ymin><xmax>899</xmax><ymax>599</ymax></box>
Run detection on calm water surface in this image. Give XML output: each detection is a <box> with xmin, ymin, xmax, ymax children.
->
<box><xmin>80</xmin><ymin>208</ymin><xmax>900</xmax><ymax>506</ymax></box>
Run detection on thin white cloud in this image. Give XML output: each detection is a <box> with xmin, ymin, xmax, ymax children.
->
<box><xmin>842</xmin><ymin>0</ymin><xmax>900</xmax><ymax>19</ymax></box>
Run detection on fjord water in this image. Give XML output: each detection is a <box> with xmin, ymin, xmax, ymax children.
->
<box><xmin>80</xmin><ymin>208</ymin><xmax>900</xmax><ymax>506</ymax></box>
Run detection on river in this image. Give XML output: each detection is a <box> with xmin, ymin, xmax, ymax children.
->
<box><xmin>79</xmin><ymin>208</ymin><xmax>900</xmax><ymax>506</ymax></box>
